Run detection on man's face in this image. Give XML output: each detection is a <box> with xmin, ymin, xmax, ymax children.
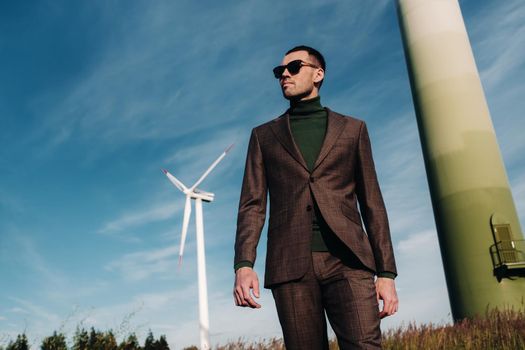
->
<box><xmin>278</xmin><ymin>50</ymin><xmax>324</xmax><ymax>101</ymax></box>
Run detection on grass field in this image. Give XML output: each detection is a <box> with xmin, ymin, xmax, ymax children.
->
<box><xmin>381</xmin><ymin>308</ymin><xmax>525</xmax><ymax>350</ymax></box>
<box><xmin>190</xmin><ymin>308</ymin><xmax>525</xmax><ymax>349</ymax></box>
<box><xmin>2</xmin><ymin>308</ymin><xmax>524</xmax><ymax>349</ymax></box>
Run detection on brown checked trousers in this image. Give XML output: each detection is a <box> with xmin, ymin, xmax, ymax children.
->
<box><xmin>234</xmin><ymin>109</ymin><xmax>396</xmax><ymax>349</ymax></box>
<box><xmin>272</xmin><ymin>252</ymin><xmax>380</xmax><ymax>349</ymax></box>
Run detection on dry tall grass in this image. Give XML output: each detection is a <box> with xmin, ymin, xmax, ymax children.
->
<box><xmin>204</xmin><ymin>337</ymin><xmax>339</xmax><ymax>350</ymax></box>
<box><xmin>382</xmin><ymin>308</ymin><xmax>525</xmax><ymax>350</ymax></box>
<box><xmin>2</xmin><ymin>309</ymin><xmax>523</xmax><ymax>349</ymax></box>
<box><xmin>209</xmin><ymin>308</ymin><xmax>525</xmax><ymax>350</ymax></box>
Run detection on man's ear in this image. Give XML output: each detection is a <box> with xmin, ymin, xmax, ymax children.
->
<box><xmin>313</xmin><ymin>68</ymin><xmax>324</xmax><ymax>84</ymax></box>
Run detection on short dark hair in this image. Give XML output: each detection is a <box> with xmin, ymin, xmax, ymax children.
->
<box><xmin>286</xmin><ymin>45</ymin><xmax>326</xmax><ymax>71</ymax></box>
<box><xmin>286</xmin><ymin>45</ymin><xmax>326</xmax><ymax>86</ymax></box>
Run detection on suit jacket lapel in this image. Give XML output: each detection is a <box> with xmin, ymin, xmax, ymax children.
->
<box><xmin>270</xmin><ymin>113</ymin><xmax>309</xmax><ymax>172</ymax></box>
<box><xmin>312</xmin><ymin>108</ymin><xmax>347</xmax><ymax>171</ymax></box>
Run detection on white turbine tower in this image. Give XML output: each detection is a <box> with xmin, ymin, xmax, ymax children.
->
<box><xmin>162</xmin><ymin>144</ymin><xmax>233</xmax><ymax>350</ymax></box>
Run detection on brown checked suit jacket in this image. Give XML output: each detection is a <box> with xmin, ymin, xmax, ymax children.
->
<box><xmin>234</xmin><ymin>108</ymin><xmax>397</xmax><ymax>288</ymax></box>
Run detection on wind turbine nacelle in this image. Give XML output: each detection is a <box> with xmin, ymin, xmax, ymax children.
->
<box><xmin>193</xmin><ymin>188</ymin><xmax>214</xmax><ymax>202</ymax></box>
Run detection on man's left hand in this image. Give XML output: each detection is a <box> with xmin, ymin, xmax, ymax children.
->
<box><xmin>375</xmin><ymin>277</ymin><xmax>398</xmax><ymax>319</ymax></box>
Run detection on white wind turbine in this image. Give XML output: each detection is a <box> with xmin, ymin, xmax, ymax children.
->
<box><xmin>162</xmin><ymin>144</ymin><xmax>233</xmax><ymax>350</ymax></box>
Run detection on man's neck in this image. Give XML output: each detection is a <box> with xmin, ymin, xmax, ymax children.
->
<box><xmin>289</xmin><ymin>96</ymin><xmax>323</xmax><ymax>116</ymax></box>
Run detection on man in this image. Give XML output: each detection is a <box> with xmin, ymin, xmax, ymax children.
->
<box><xmin>233</xmin><ymin>45</ymin><xmax>398</xmax><ymax>349</ymax></box>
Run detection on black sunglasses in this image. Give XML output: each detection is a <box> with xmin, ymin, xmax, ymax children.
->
<box><xmin>273</xmin><ymin>59</ymin><xmax>319</xmax><ymax>79</ymax></box>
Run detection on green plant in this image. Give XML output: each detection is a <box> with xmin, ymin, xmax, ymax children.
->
<box><xmin>6</xmin><ymin>334</ymin><xmax>29</xmax><ymax>350</ymax></box>
<box><xmin>118</xmin><ymin>334</ymin><xmax>142</xmax><ymax>350</ymax></box>
<box><xmin>41</xmin><ymin>331</ymin><xmax>67</xmax><ymax>350</ymax></box>
<box><xmin>72</xmin><ymin>328</ymin><xmax>89</xmax><ymax>350</ymax></box>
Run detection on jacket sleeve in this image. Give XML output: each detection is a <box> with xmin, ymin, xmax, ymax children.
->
<box><xmin>234</xmin><ymin>128</ymin><xmax>268</xmax><ymax>267</ymax></box>
<box><xmin>355</xmin><ymin>121</ymin><xmax>397</xmax><ymax>275</ymax></box>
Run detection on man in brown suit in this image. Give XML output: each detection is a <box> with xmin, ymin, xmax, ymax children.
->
<box><xmin>233</xmin><ymin>46</ymin><xmax>398</xmax><ymax>349</ymax></box>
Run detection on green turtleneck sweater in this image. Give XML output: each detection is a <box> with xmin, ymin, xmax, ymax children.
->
<box><xmin>288</xmin><ymin>96</ymin><xmax>330</xmax><ymax>252</ymax></box>
<box><xmin>235</xmin><ymin>96</ymin><xmax>396</xmax><ymax>279</ymax></box>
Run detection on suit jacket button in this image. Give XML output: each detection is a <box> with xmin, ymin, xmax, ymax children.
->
<box><xmin>306</xmin><ymin>205</ymin><xmax>312</xmax><ymax>211</ymax></box>
<box><xmin>309</xmin><ymin>176</ymin><xmax>315</xmax><ymax>182</ymax></box>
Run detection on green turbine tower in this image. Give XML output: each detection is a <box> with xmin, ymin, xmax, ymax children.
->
<box><xmin>397</xmin><ymin>0</ymin><xmax>525</xmax><ymax>320</ymax></box>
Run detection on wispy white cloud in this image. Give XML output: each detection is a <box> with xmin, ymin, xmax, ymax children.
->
<box><xmin>0</xmin><ymin>231</ymin><xmax>111</xmax><ymax>308</ymax></box>
<box><xmin>98</xmin><ymin>202</ymin><xmax>181</xmax><ymax>235</ymax></box>
<box><xmin>469</xmin><ymin>0</ymin><xmax>525</xmax><ymax>92</ymax></box>
<box><xmin>397</xmin><ymin>230</ymin><xmax>437</xmax><ymax>255</ymax></box>
<box><xmin>5</xmin><ymin>297</ymin><xmax>71</xmax><ymax>347</ymax></box>
<box><xmin>381</xmin><ymin>230</ymin><xmax>451</xmax><ymax>328</ymax></box>
<box><xmin>162</xmin><ymin>125</ymin><xmax>245</xmax><ymax>190</ymax></box>
<box><xmin>8</xmin><ymin>298</ymin><xmax>61</xmax><ymax>325</ymax></box>
<box><xmin>26</xmin><ymin>3</ymin><xmax>270</xmax><ymax>155</ymax></box>
<box><xmin>0</xmin><ymin>187</ymin><xmax>26</xmax><ymax>215</ymax></box>
<box><xmin>22</xmin><ymin>1</ymin><xmax>398</xmax><ymax>165</ymax></box>
<box><xmin>8</xmin><ymin>307</ymin><xmax>28</xmax><ymax>315</ymax></box>
<box><xmin>105</xmin><ymin>244</ymin><xmax>187</xmax><ymax>282</ymax></box>
<box><xmin>3</xmin><ymin>233</ymin><xmax>69</xmax><ymax>289</ymax></box>
<box><xmin>467</xmin><ymin>0</ymin><xmax>525</xmax><ymax>167</ymax></box>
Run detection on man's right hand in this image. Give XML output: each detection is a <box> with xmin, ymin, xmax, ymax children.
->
<box><xmin>233</xmin><ymin>267</ymin><xmax>261</xmax><ymax>308</ymax></box>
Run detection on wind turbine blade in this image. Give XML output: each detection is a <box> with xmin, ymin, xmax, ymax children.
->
<box><xmin>179</xmin><ymin>195</ymin><xmax>192</xmax><ymax>265</ymax></box>
<box><xmin>190</xmin><ymin>144</ymin><xmax>234</xmax><ymax>191</ymax></box>
<box><xmin>162</xmin><ymin>169</ymin><xmax>188</xmax><ymax>192</ymax></box>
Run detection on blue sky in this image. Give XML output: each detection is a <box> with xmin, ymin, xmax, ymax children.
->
<box><xmin>1</xmin><ymin>0</ymin><xmax>524</xmax><ymax>348</ymax></box>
